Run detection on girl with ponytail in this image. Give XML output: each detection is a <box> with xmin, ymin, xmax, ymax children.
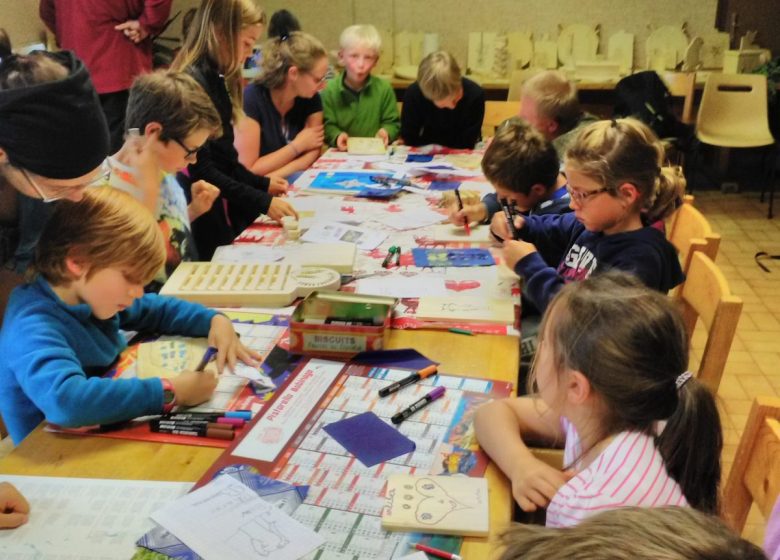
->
<box><xmin>475</xmin><ymin>271</ymin><xmax>723</xmax><ymax>526</ymax></box>
<box><xmin>494</xmin><ymin>117</ymin><xmax>686</xmax><ymax>315</ymax></box>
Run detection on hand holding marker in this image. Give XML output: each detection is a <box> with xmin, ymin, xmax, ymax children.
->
<box><xmin>454</xmin><ymin>188</ymin><xmax>471</xmax><ymax>236</ymax></box>
<box><xmin>195</xmin><ymin>346</ymin><xmax>218</xmax><ymax>372</ymax></box>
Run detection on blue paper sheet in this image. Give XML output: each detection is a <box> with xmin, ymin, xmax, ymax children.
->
<box><xmin>323</xmin><ymin>411</ymin><xmax>416</xmax><ymax>467</ymax></box>
<box><xmin>412</xmin><ymin>248</ymin><xmax>495</xmax><ymax>268</ymax></box>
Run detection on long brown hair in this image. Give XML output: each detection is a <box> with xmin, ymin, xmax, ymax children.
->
<box><xmin>531</xmin><ymin>271</ymin><xmax>722</xmax><ymax>513</ymax></box>
<box><xmin>565</xmin><ymin>118</ymin><xmax>685</xmax><ymax>223</ymax></box>
<box><xmin>171</xmin><ymin>0</ymin><xmax>265</xmax><ymax>121</ymax></box>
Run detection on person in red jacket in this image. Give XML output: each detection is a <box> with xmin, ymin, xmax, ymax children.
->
<box><xmin>40</xmin><ymin>0</ymin><xmax>173</xmax><ymax>152</ymax></box>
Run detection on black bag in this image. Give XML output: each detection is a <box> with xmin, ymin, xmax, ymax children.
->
<box><xmin>614</xmin><ymin>71</ymin><xmax>693</xmax><ymax>143</ymax></box>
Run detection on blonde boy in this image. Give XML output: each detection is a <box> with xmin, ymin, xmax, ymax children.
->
<box><xmin>321</xmin><ymin>24</ymin><xmax>400</xmax><ymax>150</ymax></box>
<box><xmin>0</xmin><ymin>188</ymin><xmax>258</xmax><ymax>444</ymax></box>
<box><xmin>518</xmin><ymin>70</ymin><xmax>597</xmax><ymax>157</ymax></box>
<box><xmin>400</xmin><ymin>51</ymin><xmax>485</xmax><ymax>149</ymax></box>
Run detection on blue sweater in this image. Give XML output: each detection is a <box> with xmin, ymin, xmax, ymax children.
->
<box><xmin>514</xmin><ymin>213</ymin><xmax>684</xmax><ymax>314</ymax></box>
<box><xmin>0</xmin><ymin>277</ymin><xmax>217</xmax><ymax>443</ymax></box>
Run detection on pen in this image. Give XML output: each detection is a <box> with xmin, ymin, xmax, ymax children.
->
<box><xmin>394</xmin><ymin>246</ymin><xmax>402</xmax><ymax>266</ymax></box>
<box><xmin>382</xmin><ymin>245</ymin><xmax>398</xmax><ymax>268</ymax></box>
<box><xmin>391</xmin><ymin>386</ymin><xmax>446</xmax><ymax>424</ymax></box>
<box><xmin>152</xmin><ymin>419</ymin><xmax>233</xmax><ymax>431</ymax></box>
<box><xmin>379</xmin><ymin>364</ymin><xmax>438</xmax><ymax>397</ymax></box>
<box><xmin>454</xmin><ymin>188</ymin><xmax>471</xmax><ymax>236</ymax></box>
<box><xmin>501</xmin><ymin>198</ymin><xmax>519</xmax><ymax>239</ymax></box>
<box><xmin>412</xmin><ymin>543</ymin><xmax>462</xmax><ymax>560</ymax></box>
<box><xmin>195</xmin><ymin>346</ymin><xmax>218</xmax><ymax>372</ymax></box>
<box><xmin>448</xmin><ymin>327</ymin><xmax>474</xmax><ymax>336</ymax></box>
<box><xmin>150</xmin><ymin>424</ymin><xmax>235</xmax><ymax>440</ymax></box>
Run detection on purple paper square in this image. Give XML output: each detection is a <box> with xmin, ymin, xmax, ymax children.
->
<box><xmin>323</xmin><ymin>411</ymin><xmax>416</xmax><ymax>467</ymax></box>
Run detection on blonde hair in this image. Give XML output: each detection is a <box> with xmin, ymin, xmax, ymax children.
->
<box><xmin>259</xmin><ymin>31</ymin><xmax>327</xmax><ymax>90</ymax></box>
<box><xmin>481</xmin><ymin>118</ymin><xmax>559</xmax><ymax>194</ymax></box>
<box><xmin>171</xmin><ymin>0</ymin><xmax>266</xmax><ymax>121</ymax></box>
<box><xmin>565</xmin><ymin>118</ymin><xmax>685</xmax><ymax>223</ymax></box>
<box><xmin>417</xmin><ymin>51</ymin><xmax>461</xmax><ymax>101</ymax></box>
<box><xmin>531</xmin><ymin>272</ymin><xmax>722</xmax><ymax>513</ymax></box>
<box><xmin>522</xmin><ymin>70</ymin><xmax>581</xmax><ymax>132</ymax></box>
<box><xmin>34</xmin><ymin>187</ymin><xmax>165</xmax><ymax>286</ymax></box>
<box><xmin>498</xmin><ymin>507</ymin><xmax>766</xmax><ymax>560</ymax></box>
<box><xmin>126</xmin><ymin>70</ymin><xmax>222</xmax><ymax>142</ymax></box>
<box><xmin>339</xmin><ymin>24</ymin><xmax>381</xmax><ymax>53</ymax></box>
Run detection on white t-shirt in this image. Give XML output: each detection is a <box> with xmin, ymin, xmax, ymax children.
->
<box><xmin>545</xmin><ymin>417</ymin><xmax>688</xmax><ymax>527</ymax></box>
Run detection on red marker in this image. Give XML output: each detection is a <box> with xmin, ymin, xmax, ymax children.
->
<box><xmin>413</xmin><ymin>542</ymin><xmax>463</xmax><ymax>560</ymax></box>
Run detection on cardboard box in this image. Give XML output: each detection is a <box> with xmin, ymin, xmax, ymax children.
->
<box><xmin>289</xmin><ymin>291</ymin><xmax>396</xmax><ymax>359</ymax></box>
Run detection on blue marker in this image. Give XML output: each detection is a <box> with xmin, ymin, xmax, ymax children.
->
<box><xmin>224</xmin><ymin>410</ymin><xmax>252</xmax><ymax>420</ymax></box>
<box><xmin>195</xmin><ymin>346</ymin><xmax>218</xmax><ymax>372</ymax></box>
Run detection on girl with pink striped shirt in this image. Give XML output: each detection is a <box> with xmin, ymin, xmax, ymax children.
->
<box><xmin>475</xmin><ymin>272</ymin><xmax>722</xmax><ymax>527</ymax></box>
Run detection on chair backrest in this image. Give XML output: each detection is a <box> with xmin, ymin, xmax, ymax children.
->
<box><xmin>667</xmin><ymin>195</ymin><xmax>721</xmax><ymax>276</ymax></box>
<box><xmin>676</xmin><ymin>251</ymin><xmax>742</xmax><ymax>393</ymax></box>
<box><xmin>482</xmin><ymin>101</ymin><xmax>519</xmax><ymax>139</ymax></box>
<box><xmin>660</xmin><ymin>71</ymin><xmax>696</xmax><ymax>125</ymax></box>
<box><xmin>696</xmin><ymin>73</ymin><xmax>774</xmax><ymax>148</ymax></box>
<box><xmin>506</xmin><ymin>68</ymin><xmax>543</xmax><ymax>102</ymax></box>
<box><xmin>722</xmin><ymin>396</ymin><xmax>780</xmax><ymax>533</ymax></box>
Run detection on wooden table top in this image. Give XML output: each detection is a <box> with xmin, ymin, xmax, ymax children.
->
<box><xmin>0</xmin><ymin>328</ymin><xmax>518</xmax><ymax>559</ymax></box>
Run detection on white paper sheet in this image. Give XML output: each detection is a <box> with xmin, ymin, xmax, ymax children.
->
<box><xmin>355</xmin><ymin>274</ymin><xmax>448</xmax><ymax>298</ymax></box>
<box><xmin>151</xmin><ymin>475</ymin><xmax>324</xmax><ymax>560</ymax></box>
<box><xmin>211</xmin><ymin>244</ymin><xmax>285</xmax><ymax>264</ymax></box>
<box><xmin>373</xmin><ymin>207</ymin><xmax>445</xmax><ymax>231</ymax></box>
<box><xmin>301</xmin><ymin>222</ymin><xmax>387</xmax><ymax>251</ymax></box>
<box><xmin>0</xmin><ymin>475</ymin><xmax>190</xmax><ymax>559</ymax></box>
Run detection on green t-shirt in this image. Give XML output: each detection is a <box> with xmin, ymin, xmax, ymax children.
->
<box><xmin>321</xmin><ymin>73</ymin><xmax>400</xmax><ymax>146</ymax></box>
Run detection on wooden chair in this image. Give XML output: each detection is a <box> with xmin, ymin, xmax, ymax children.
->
<box><xmin>660</xmin><ymin>71</ymin><xmax>697</xmax><ymax>125</ymax></box>
<box><xmin>722</xmin><ymin>396</ymin><xmax>780</xmax><ymax>533</ymax></box>
<box><xmin>675</xmin><ymin>251</ymin><xmax>742</xmax><ymax>394</ymax></box>
<box><xmin>482</xmin><ymin>101</ymin><xmax>520</xmax><ymax>139</ymax></box>
<box><xmin>666</xmin><ymin>195</ymin><xmax>721</xmax><ymax>277</ymax></box>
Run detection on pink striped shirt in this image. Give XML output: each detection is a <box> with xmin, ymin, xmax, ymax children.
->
<box><xmin>545</xmin><ymin>418</ymin><xmax>688</xmax><ymax>527</ymax></box>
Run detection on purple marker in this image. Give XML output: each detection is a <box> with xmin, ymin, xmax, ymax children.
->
<box><xmin>391</xmin><ymin>386</ymin><xmax>446</xmax><ymax>425</ymax></box>
<box><xmin>195</xmin><ymin>346</ymin><xmax>218</xmax><ymax>372</ymax></box>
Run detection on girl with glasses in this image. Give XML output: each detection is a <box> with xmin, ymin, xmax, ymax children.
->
<box><xmin>235</xmin><ymin>31</ymin><xmax>327</xmax><ymax>179</ymax></box>
<box><xmin>494</xmin><ymin>118</ymin><xmax>685</xmax><ymax>316</ymax></box>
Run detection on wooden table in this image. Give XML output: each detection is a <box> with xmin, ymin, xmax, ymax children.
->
<box><xmin>0</xmin><ymin>329</ymin><xmax>518</xmax><ymax>559</ymax></box>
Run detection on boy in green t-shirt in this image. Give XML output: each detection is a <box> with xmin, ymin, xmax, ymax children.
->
<box><xmin>321</xmin><ymin>24</ymin><xmax>400</xmax><ymax>150</ymax></box>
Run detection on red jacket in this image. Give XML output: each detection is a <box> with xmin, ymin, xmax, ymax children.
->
<box><xmin>40</xmin><ymin>0</ymin><xmax>172</xmax><ymax>93</ymax></box>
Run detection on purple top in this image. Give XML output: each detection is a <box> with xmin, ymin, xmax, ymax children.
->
<box><xmin>427</xmin><ymin>386</ymin><xmax>446</xmax><ymax>401</ymax></box>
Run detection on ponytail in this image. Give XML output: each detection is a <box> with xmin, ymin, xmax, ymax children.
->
<box><xmin>657</xmin><ymin>378</ymin><xmax>722</xmax><ymax>514</ymax></box>
<box><xmin>644</xmin><ymin>165</ymin><xmax>685</xmax><ymax>223</ymax></box>
<box><xmin>259</xmin><ymin>31</ymin><xmax>326</xmax><ymax>90</ymax></box>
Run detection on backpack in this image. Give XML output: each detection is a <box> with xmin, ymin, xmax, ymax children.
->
<box><xmin>613</xmin><ymin>71</ymin><xmax>693</xmax><ymax>143</ymax></box>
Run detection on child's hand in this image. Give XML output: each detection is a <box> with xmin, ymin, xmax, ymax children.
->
<box><xmin>293</xmin><ymin>125</ymin><xmax>325</xmax><ymax>153</ymax></box>
<box><xmin>375</xmin><ymin>128</ymin><xmax>389</xmax><ymax>147</ymax></box>
<box><xmin>188</xmin><ymin>180</ymin><xmax>220</xmax><ymax>221</ymax></box>
<box><xmin>510</xmin><ymin>459</ymin><xmax>575</xmax><ymax>512</ymax></box>
<box><xmin>170</xmin><ymin>371</ymin><xmax>218</xmax><ymax>406</ymax></box>
<box><xmin>503</xmin><ymin>239</ymin><xmax>538</xmax><ymax>270</ymax></box>
<box><xmin>449</xmin><ymin>203</ymin><xmax>487</xmax><ymax>226</ymax></box>
<box><xmin>489</xmin><ymin>212</ymin><xmax>525</xmax><ymax>241</ymax></box>
<box><xmin>268</xmin><ymin>176</ymin><xmax>289</xmax><ymax>196</ymax></box>
<box><xmin>0</xmin><ymin>482</ymin><xmax>29</xmax><ymax>529</ymax></box>
<box><xmin>207</xmin><ymin>315</ymin><xmax>262</xmax><ymax>372</ymax></box>
<box><xmin>267</xmin><ymin>197</ymin><xmax>299</xmax><ymax>222</ymax></box>
<box><xmin>336</xmin><ymin>132</ymin><xmax>349</xmax><ymax>151</ymax></box>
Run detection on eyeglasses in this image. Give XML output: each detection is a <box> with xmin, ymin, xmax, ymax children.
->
<box><xmin>566</xmin><ymin>185</ymin><xmax>610</xmax><ymax>205</ymax></box>
<box><xmin>173</xmin><ymin>137</ymin><xmax>206</xmax><ymax>159</ymax></box>
<box><xmin>20</xmin><ymin>159</ymin><xmax>111</xmax><ymax>203</ymax></box>
<box><xmin>307</xmin><ymin>71</ymin><xmax>328</xmax><ymax>85</ymax></box>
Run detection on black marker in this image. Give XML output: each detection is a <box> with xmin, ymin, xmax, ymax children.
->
<box><xmin>391</xmin><ymin>386</ymin><xmax>446</xmax><ymax>425</ymax></box>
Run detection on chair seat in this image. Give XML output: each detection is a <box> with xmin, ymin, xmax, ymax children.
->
<box><xmin>697</xmin><ymin>129</ymin><xmax>774</xmax><ymax>149</ymax></box>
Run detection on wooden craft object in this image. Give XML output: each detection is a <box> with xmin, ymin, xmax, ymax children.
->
<box><xmin>506</xmin><ymin>31</ymin><xmax>533</xmax><ymax>72</ymax></box>
<box><xmin>646</xmin><ymin>24</ymin><xmax>688</xmax><ymax>71</ymax></box>
<box><xmin>533</xmin><ymin>34</ymin><xmax>558</xmax><ymax>69</ymax></box>
<box><xmin>557</xmin><ymin>24</ymin><xmax>599</xmax><ymax>67</ymax></box>
<box><xmin>382</xmin><ymin>475</ymin><xmax>489</xmax><ymax>536</ymax></box>
<box><xmin>607</xmin><ymin>30</ymin><xmax>634</xmax><ymax>74</ymax></box>
<box><xmin>416</xmin><ymin>296</ymin><xmax>514</xmax><ymax>324</ymax></box>
<box><xmin>700</xmin><ymin>31</ymin><xmax>730</xmax><ymax>68</ymax></box>
<box><xmin>683</xmin><ymin>36</ymin><xmax>704</xmax><ymax>71</ymax></box>
<box><xmin>160</xmin><ymin>263</ymin><xmax>341</xmax><ymax>307</ymax></box>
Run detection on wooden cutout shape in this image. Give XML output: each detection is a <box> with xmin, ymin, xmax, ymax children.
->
<box><xmin>607</xmin><ymin>30</ymin><xmax>634</xmax><ymax>74</ymax></box>
<box><xmin>557</xmin><ymin>23</ymin><xmax>599</xmax><ymax>67</ymax></box>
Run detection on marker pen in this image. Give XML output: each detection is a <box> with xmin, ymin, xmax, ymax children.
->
<box><xmin>150</xmin><ymin>424</ymin><xmax>234</xmax><ymax>440</ymax></box>
<box><xmin>412</xmin><ymin>542</ymin><xmax>462</xmax><ymax>560</ymax></box>
<box><xmin>378</xmin><ymin>365</ymin><xmax>438</xmax><ymax>397</ymax></box>
<box><xmin>195</xmin><ymin>346</ymin><xmax>218</xmax><ymax>372</ymax></box>
<box><xmin>454</xmin><ymin>188</ymin><xmax>471</xmax><ymax>235</ymax></box>
<box><xmin>501</xmin><ymin>199</ymin><xmax>519</xmax><ymax>239</ymax></box>
<box><xmin>391</xmin><ymin>386</ymin><xmax>446</xmax><ymax>425</ymax></box>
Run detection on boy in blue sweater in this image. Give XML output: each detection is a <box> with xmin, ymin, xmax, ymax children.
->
<box><xmin>0</xmin><ymin>187</ymin><xmax>258</xmax><ymax>444</ymax></box>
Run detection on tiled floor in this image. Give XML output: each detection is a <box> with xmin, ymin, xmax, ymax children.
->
<box><xmin>692</xmin><ymin>190</ymin><xmax>780</xmax><ymax>546</ymax></box>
